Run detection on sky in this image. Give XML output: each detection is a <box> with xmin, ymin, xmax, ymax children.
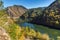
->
<box><xmin>2</xmin><ymin>0</ymin><xmax>55</xmax><ymax>9</ymax></box>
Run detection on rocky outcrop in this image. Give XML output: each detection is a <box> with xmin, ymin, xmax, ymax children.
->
<box><xmin>7</xmin><ymin>5</ymin><xmax>27</xmax><ymax>21</ymax></box>
<box><xmin>0</xmin><ymin>27</ymin><xmax>11</xmax><ymax>40</ymax></box>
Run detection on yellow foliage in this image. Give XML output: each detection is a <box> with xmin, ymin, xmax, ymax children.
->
<box><xmin>19</xmin><ymin>35</ymin><xmax>25</xmax><ymax>40</ymax></box>
<box><xmin>15</xmin><ymin>26</ymin><xmax>21</xmax><ymax>35</ymax></box>
<box><xmin>56</xmin><ymin>20</ymin><xmax>59</xmax><ymax>24</ymax></box>
<box><xmin>49</xmin><ymin>12</ymin><xmax>55</xmax><ymax>16</ymax></box>
<box><xmin>19</xmin><ymin>32</ymin><xmax>25</xmax><ymax>40</ymax></box>
<box><xmin>31</xmin><ymin>13</ymin><xmax>36</xmax><ymax>17</ymax></box>
<box><xmin>30</xmin><ymin>29</ymin><xmax>36</xmax><ymax>36</ymax></box>
<box><xmin>36</xmin><ymin>32</ymin><xmax>42</xmax><ymax>38</ymax></box>
<box><xmin>18</xmin><ymin>27</ymin><xmax>42</xmax><ymax>40</ymax></box>
<box><xmin>4</xmin><ymin>24</ymin><xmax>45</xmax><ymax>40</ymax></box>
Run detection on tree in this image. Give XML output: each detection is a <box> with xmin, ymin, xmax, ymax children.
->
<box><xmin>0</xmin><ymin>0</ymin><xmax>4</xmax><ymax>10</ymax></box>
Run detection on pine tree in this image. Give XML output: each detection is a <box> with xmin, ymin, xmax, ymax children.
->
<box><xmin>0</xmin><ymin>0</ymin><xmax>4</xmax><ymax>10</ymax></box>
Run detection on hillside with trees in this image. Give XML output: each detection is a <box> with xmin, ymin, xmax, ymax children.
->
<box><xmin>0</xmin><ymin>0</ymin><xmax>60</xmax><ymax>40</ymax></box>
<box><xmin>0</xmin><ymin>0</ymin><xmax>49</xmax><ymax>40</ymax></box>
<box><xmin>41</xmin><ymin>0</ymin><xmax>60</xmax><ymax>28</ymax></box>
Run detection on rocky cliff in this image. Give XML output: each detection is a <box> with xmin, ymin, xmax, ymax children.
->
<box><xmin>7</xmin><ymin>5</ymin><xmax>27</xmax><ymax>21</ymax></box>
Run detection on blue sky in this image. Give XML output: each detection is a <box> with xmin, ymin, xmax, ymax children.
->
<box><xmin>2</xmin><ymin>0</ymin><xmax>55</xmax><ymax>9</ymax></box>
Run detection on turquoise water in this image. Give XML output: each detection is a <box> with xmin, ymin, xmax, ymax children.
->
<box><xmin>20</xmin><ymin>22</ymin><xmax>35</xmax><ymax>29</ymax></box>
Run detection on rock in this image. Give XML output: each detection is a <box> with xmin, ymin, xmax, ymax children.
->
<box><xmin>0</xmin><ymin>27</ymin><xmax>11</xmax><ymax>40</ymax></box>
<box><xmin>7</xmin><ymin>5</ymin><xmax>27</xmax><ymax>18</ymax></box>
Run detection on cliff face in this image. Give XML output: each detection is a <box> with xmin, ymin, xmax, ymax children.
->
<box><xmin>7</xmin><ymin>5</ymin><xmax>27</xmax><ymax>21</ymax></box>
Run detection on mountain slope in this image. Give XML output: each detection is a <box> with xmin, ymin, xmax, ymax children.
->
<box><xmin>41</xmin><ymin>0</ymin><xmax>60</xmax><ymax>28</ymax></box>
<box><xmin>0</xmin><ymin>5</ymin><xmax>45</xmax><ymax>40</ymax></box>
<box><xmin>0</xmin><ymin>10</ymin><xmax>48</xmax><ymax>40</ymax></box>
<box><xmin>7</xmin><ymin>5</ymin><xmax>27</xmax><ymax>21</ymax></box>
<box><xmin>20</xmin><ymin>0</ymin><xmax>60</xmax><ymax>29</ymax></box>
<box><xmin>18</xmin><ymin>7</ymin><xmax>44</xmax><ymax>23</ymax></box>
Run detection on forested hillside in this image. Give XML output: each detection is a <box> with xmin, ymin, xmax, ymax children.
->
<box><xmin>41</xmin><ymin>0</ymin><xmax>60</xmax><ymax>28</ymax></box>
